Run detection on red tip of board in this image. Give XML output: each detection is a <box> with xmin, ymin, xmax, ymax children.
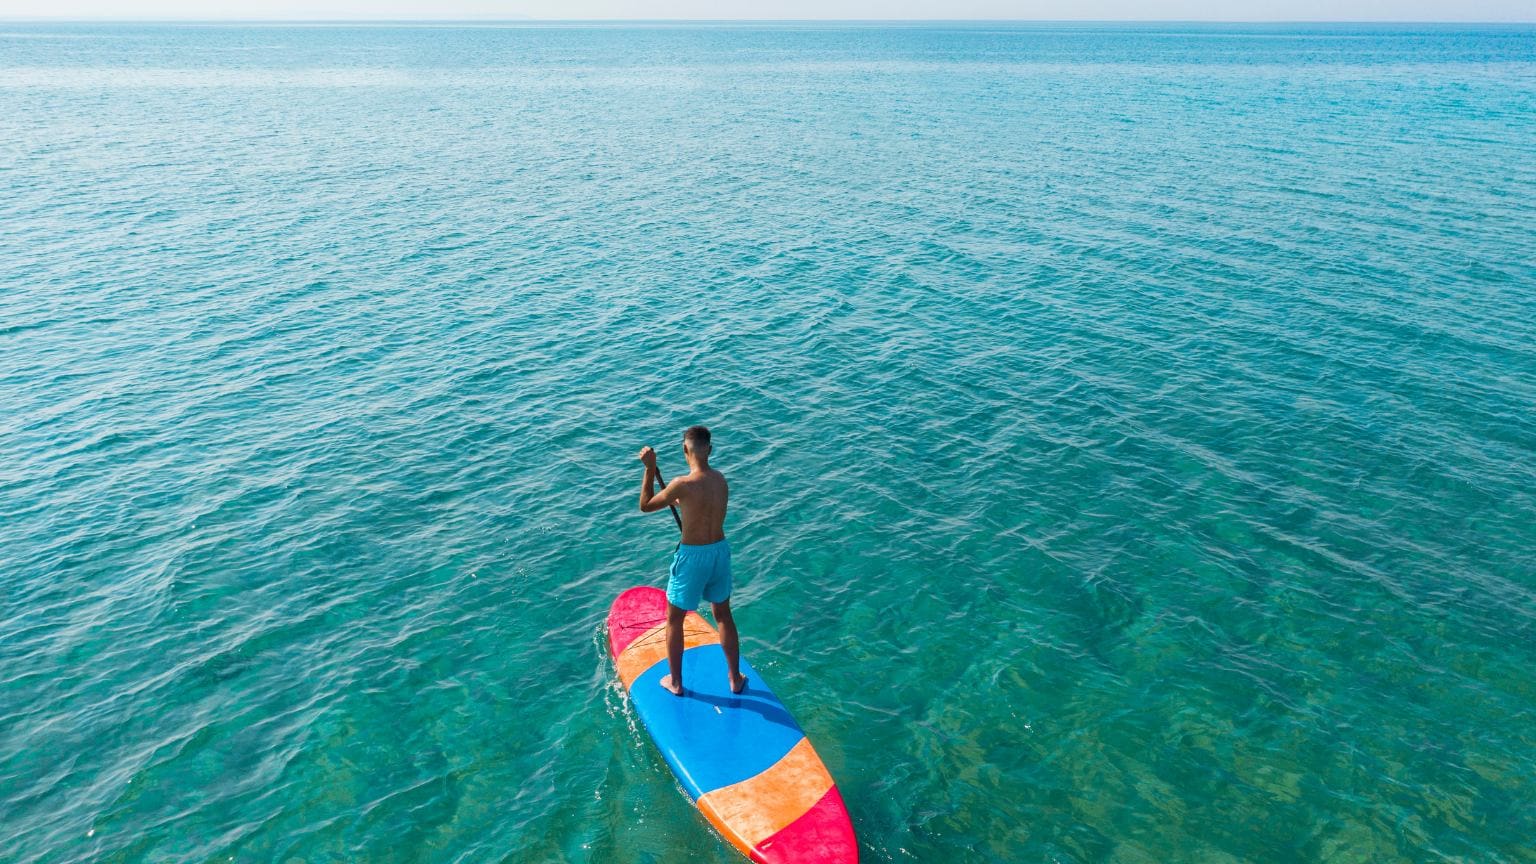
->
<box><xmin>608</xmin><ymin>585</ymin><xmax>669</xmax><ymax>658</ymax></box>
<box><xmin>751</xmin><ymin>785</ymin><xmax>858</xmax><ymax>864</ymax></box>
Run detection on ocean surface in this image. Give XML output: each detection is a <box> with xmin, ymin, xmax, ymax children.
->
<box><xmin>3</xmin><ymin>21</ymin><xmax>1535</xmax><ymax>864</ymax></box>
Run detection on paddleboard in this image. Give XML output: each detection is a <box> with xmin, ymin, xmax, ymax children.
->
<box><xmin>607</xmin><ymin>586</ymin><xmax>858</xmax><ymax>863</ymax></box>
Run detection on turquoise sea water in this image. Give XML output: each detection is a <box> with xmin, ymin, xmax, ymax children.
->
<box><xmin>4</xmin><ymin>21</ymin><xmax>1536</xmax><ymax>863</ymax></box>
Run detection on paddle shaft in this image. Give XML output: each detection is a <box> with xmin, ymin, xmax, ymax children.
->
<box><xmin>653</xmin><ymin>465</ymin><xmax>683</xmax><ymax>532</ymax></box>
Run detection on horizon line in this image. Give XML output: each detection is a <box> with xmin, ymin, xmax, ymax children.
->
<box><xmin>4</xmin><ymin>16</ymin><xmax>1534</xmax><ymax>23</ymax></box>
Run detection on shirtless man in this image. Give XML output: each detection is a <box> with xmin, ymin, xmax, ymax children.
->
<box><xmin>637</xmin><ymin>425</ymin><xmax>746</xmax><ymax>697</ymax></box>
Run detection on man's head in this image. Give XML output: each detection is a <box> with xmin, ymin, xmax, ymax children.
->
<box><xmin>683</xmin><ymin>425</ymin><xmax>712</xmax><ymax>460</ymax></box>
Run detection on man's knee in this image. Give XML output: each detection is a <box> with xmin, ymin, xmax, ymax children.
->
<box><xmin>667</xmin><ymin>602</ymin><xmax>688</xmax><ymax>624</ymax></box>
<box><xmin>711</xmin><ymin>600</ymin><xmax>733</xmax><ymax>622</ymax></box>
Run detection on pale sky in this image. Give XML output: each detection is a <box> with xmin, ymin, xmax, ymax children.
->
<box><xmin>1</xmin><ymin>0</ymin><xmax>1532</xmax><ymax>20</ymax></box>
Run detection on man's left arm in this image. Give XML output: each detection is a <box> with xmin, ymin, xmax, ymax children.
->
<box><xmin>637</xmin><ymin>446</ymin><xmax>683</xmax><ymax>513</ymax></box>
<box><xmin>640</xmin><ymin>474</ymin><xmax>683</xmax><ymax>513</ymax></box>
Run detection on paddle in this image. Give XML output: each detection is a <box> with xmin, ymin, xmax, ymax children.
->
<box><xmin>653</xmin><ymin>464</ymin><xmax>683</xmax><ymax>532</ymax></box>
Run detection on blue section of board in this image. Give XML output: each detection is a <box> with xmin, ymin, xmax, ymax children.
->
<box><xmin>629</xmin><ymin>644</ymin><xmax>806</xmax><ymax>799</ymax></box>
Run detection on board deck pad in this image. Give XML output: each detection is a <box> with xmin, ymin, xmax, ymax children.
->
<box><xmin>608</xmin><ymin>586</ymin><xmax>858</xmax><ymax>863</ymax></box>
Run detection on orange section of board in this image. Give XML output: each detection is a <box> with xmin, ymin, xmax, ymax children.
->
<box><xmin>698</xmin><ymin>737</ymin><xmax>835</xmax><ymax>855</ymax></box>
<box><xmin>615</xmin><ymin>612</ymin><xmax>719</xmax><ymax>689</ymax></box>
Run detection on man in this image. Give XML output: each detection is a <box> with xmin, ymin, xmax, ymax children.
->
<box><xmin>637</xmin><ymin>425</ymin><xmax>746</xmax><ymax>697</ymax></box>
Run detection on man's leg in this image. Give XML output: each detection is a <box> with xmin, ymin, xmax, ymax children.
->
<box><xmin>660</xmin><ymin>602</ymin><xmax>686</xmax><ymax>696</ymax></box>
<box><xmin>711</xmin><ymin>599</ymin><xmax>748</xmax><ymax>694</ymax></box>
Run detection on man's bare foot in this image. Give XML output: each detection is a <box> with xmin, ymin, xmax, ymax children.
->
<box><xmin>659</xmin><ymin>674</ymin><xmax>684</xmax><ymax>697</ymax></box>
<box><xmin>729</xmin><ymin>673</ymin><xmax>748</xmax><ymax>695</ymax></box>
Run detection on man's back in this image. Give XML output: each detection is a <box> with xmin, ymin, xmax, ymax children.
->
<box><xmin>675</xmin><ymin>468</ymin><xmax>728</xmax><ymax>546</ymax></box>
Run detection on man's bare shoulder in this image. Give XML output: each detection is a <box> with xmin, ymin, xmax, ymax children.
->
<box><xmin>675</xmin><ymin>472</ymin><xmax>721</xmax><ymax>490</ymax></box>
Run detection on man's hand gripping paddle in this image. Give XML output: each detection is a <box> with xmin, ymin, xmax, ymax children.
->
<box><xmin>639</xmin><ymin>445</ymin><xmax>683</xmax><ymax>532</ymax></box>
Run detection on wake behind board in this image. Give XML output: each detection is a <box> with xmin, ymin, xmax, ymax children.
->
<box><xmin>607</xmin><ymin>586</ymin><xmax>858</xmax><ymax>863</ymax></box>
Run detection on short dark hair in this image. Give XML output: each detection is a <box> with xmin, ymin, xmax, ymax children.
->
<box><xmin>683</xmin><ymin>425</ymin><xmax>711</xmax><ymax>450</ymax></box>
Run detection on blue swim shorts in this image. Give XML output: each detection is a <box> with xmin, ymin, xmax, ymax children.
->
<box><xmin>667</xmin><ymin>539</ymin><xmax>732</xmax><ymax>610</ymax></box>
